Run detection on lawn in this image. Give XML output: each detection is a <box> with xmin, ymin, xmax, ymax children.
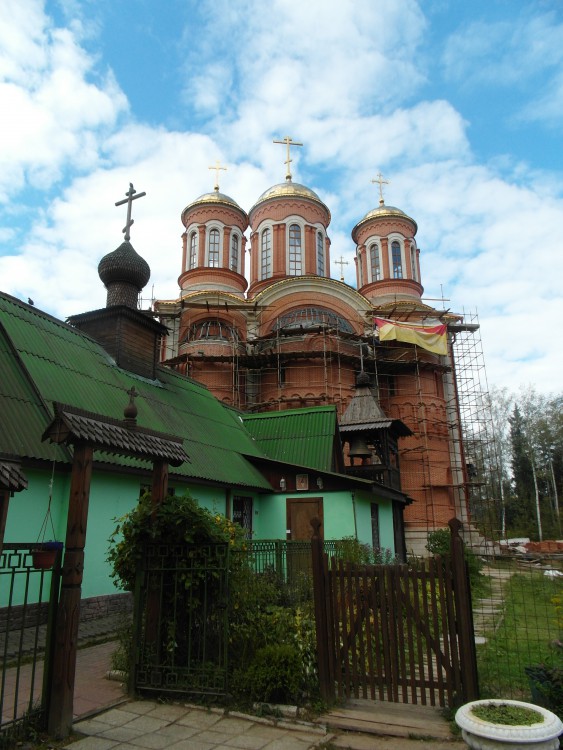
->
<box><xmin>476</xmin><ymin>567</ymin><xmax>562</xmax><ymax>700</ymax></box>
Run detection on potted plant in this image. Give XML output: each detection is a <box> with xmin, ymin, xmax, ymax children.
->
<box><xmin>455</xmin><ymin>698</ymin><xmax>562</xmax><ymax>750</ymax></box>
<box><xmin>31</xmin><ymin>540</ymin><xmax>64</xmax><ymax>570</ymax></box>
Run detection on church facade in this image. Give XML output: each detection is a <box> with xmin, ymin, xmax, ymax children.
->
<box><xmin>154</xmin><ymin>149</ymin><xmax>472</xmax><ymax>555</ymax></box>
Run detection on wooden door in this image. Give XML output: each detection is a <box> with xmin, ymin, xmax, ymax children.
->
<box><xmin>286</xmin><ymin>498</ymin><xmax>323</xmax><ymax>540</ymax></box>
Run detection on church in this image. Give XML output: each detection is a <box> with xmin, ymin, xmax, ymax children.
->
<box><xmin>154</xmin><ymin>138</ymin><xmax>474</xmax><ymax>555</ymax></box>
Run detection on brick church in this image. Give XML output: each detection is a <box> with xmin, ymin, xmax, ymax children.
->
<box><xmin>154</xmin><ymin>141</ymin><xmax>471</xmax><ymax>555</ymax></box>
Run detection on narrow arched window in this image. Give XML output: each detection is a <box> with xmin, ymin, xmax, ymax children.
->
<box><xmin>261</xmin><ymin>228</ymin><xmax>272</xmax><ymax>279</ymax></box>
<box><xmin>208</xmin><ymin>228</ymin><xmax>220</xmax><ymax>267</ymax></box>
<box><xmin>189</xmin><ymin>231</ymin><xmax>197</xmax><ymax>269</ymax></box>
<box><xmin>392</xmin><ymin>240</ymin><xmax>403</xmax><ymax>278</ymax></box>
<box><xmin>317</xmin><ymin>232</ymin><xmax>324</xmax><ymax>275</ymax></box>
<box><xmin>289</xmin><ymin>224</ymin><xmax>302</xmax><ymax>275</ymax></box>
<box><xmin>230</xmin><ymin>234</ymin><xmax>239</xmax><ymax>272</ymax></box>
<box><xmin>370</xmin><ymin>243</ymin><xmax>381</xmax><ymax>281</ymax></box>
<box><xmin>410</xmin><ymin>246</ymin><xmax>417</xmax><ymax>281</ymax></box>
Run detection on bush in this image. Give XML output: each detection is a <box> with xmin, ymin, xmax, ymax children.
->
<box><xmin>108</xmin><ymin>492</ymin><xmax>245</xmax><ymax>591</ymax></box>
<box><xmin>426</xmin><ymin>527</ymin><xmax>484</xmax><ymax>594</ymax></box>
<box><xmin>232</xmin><ymin>644</ymin><xmax>303</xmax><ymax>704</ymax></box>
<box><xmin>335</xmin><ymin>536</ymin><xmax>398</xmax><ymax>565</ymax></box>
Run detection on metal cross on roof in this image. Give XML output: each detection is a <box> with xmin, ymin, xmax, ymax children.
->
<box><xmin>371</xmin><ymin>172</ymin><xmax>389</xmax><ymax>205</ymax></box>
<box><xmin>115</xmin><ymin>183</ymin><xmax>146</xmax><ymax>242</ymax></box>
<box><xmin>334</xmin><ymin>255</ymin><xmax>349</xmax><ymax>282</ymax></box>
<box><xmin>273</xmin><ymin>136</ymin><xmax>303</xmax><ymax>181</ymax></box>
<box><xmin>209</xmin><ymin>160</ymin><xmax>227</xmax><ymax>192</ymax></box>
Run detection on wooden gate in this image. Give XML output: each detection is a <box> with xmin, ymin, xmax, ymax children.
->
<box><xmin>311</xmin><ymin>518</ymin><xmax>478</xmax><ymax>708</ymax></box>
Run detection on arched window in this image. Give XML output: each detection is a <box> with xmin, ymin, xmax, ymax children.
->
<box><xmin>261</xmin><ymin>228</ymin><xmax>272</xmax><ymax>280</ymax></box>
<box><xmin>208</xmin><ymin>228</ymin><xmax>220</xmax><ymax>267</ymax></box>
<box><xmin>230</xmin><ymin>234</ymin><xmax>239</xmax><ymax>272</ymax></box>
<box><xmin>189</xmin><ymin>231</ymin><xmax>197</xmax><ymax>269</ymax></box>
<box><xmin>410</xmin><ymin>245</ymin><xmax>417</xmax><ymax>281</ymax></box>
<box><xmin>289</xmin><ymin>224</ymin><xmax>302</xmax><ymax>275</ymax></box>
<box><xmin>391</xmin><ymin>240</ymin><xmax>403</xmax><ymax>278</ymax></box>
<box><xmin>317</xmin><ymin>232</ymin><xmax>324</xmax><ymax>275</ymax></box>
<box><xmin>370</xmin><ymin>243</ymin><xmax>381</xmax><ymax>281</ymax></box>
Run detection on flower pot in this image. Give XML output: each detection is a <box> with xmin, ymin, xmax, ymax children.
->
<box><xmin>31</xmin><ymin>542</ymin><xmax>63</xmax><ymax>570</ymax></box>
<box><xmin>455</xmin><ymin>699</ymin><xmax>563</xmax><ymax>750</ymax></box>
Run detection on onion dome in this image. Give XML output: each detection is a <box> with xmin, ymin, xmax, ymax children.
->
<box><xmin>181</xmin><ymin>190</ymin><xmax>247</xmax><ymax>225</ymax></box>
<box><xmin>98</xmin><ymin>241</ymin><xmax>151</xmax><ymax>308</ymax></box>
<box><xmin>353</xmin><ymin>201</ymin><xmax>417</xmax><ymax>237</ymax></box>
<box><xmin>250</xmin><ymin>181</ymin><xmax>330</xmax><ymax>222</ymax></box>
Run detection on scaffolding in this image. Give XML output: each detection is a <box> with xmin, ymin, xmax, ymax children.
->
<box><xmin>450</xmin><ymin>309</ymin><xmax>504</xmax><ymax>545</ymax></box>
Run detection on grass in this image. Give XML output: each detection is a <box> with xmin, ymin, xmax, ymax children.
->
<box><xmin>476</xmin><ymin>568</ymin><xmax>562</xmax><ymax>700</ymax></box>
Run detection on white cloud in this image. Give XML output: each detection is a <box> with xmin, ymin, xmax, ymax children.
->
<box><xmin>0</xmin><ymin>0</ymin><xmax>562</xmax><ymax>398</ymax></box>
<box><xmin>0</xmin><ymin>0</ymin><xmax>127</xmax><ymax>203</ymax></box>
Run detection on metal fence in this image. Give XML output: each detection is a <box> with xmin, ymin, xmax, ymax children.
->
<box><xmin>0</xmin><ymin>543</ymin><xmax>61</xmax><ymax>747</ymax></box>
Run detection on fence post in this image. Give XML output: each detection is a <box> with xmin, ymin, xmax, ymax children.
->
<box><xmin>448</xmin><ymin>517</ymin><xmax>479</xmax><ymax>702</ymax></box>
<box><xmin>310</xmin><ymin>517</ymin><xmax>333</xmax><ymax>702</ymax></box>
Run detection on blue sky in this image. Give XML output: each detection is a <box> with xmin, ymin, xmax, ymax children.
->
<box><xmin>1</xmin><ymin>0</ymin><xmax>562</xmax><ymax>394</ymax></box>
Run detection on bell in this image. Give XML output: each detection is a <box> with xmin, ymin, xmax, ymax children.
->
<box><xmin>348</xmin><ymin>435</ymin><xmax>371</xmax><ymax>459</ymax></box>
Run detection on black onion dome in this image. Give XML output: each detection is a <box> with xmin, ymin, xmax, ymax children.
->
<box><xmin>98</xmin><ymin>241</ymin><xmax>151</xmax><ymax>291</ymax></box>
<box><xmin>356</xmin><ymin>370</ymin><xmax>371</xmax><ymax>387</ymax></box>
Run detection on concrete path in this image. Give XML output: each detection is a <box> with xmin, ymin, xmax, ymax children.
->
<box><xmin>69</xmin><ymin>699</ymin><xmax>462</xmax><ymax>750</ymax></box>
<box><xmin>71</xmin><ymin>701</ymin><xmax>333</xmax><ymax>750</ymax></box>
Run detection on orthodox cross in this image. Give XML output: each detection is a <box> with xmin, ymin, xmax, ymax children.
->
<box><xmin>273</xmin><ymin>136</ymin><xmax>303</xmax><ymax>181</ymax></box>
<box><xmin>209</xmin><ymin>160</ymin><xmax>227</xmax><ymax>192</ymax></box>
<box><xmin>371</xmin><ymin>172</ymin><xmax>389</xmax><ymax>205</ymax></box>
<box><xmin>115</xmin><ymin>183</ymin><xmax>146</xmax><ymax>242</ymax></box>
<box><xmin>334</xmin><ymin>255</ymin><xmax>349</xmax><ymax>282</ymax></box>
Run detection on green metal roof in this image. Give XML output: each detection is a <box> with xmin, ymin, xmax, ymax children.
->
<box><xmin>242</xmin><ymin>406</ymin><xmax>338</xmax><ymax>472</ymax></box>
<box><xmin>0</xmin><ymin>293</ymin><xmax>270</xmax><ymax>490</ymax></box>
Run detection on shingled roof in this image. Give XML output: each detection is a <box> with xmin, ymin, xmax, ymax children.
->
<box><xmin>0</xmin><ymin>292</ymin><xmax>271</xmax><ymax>490</ymax></box>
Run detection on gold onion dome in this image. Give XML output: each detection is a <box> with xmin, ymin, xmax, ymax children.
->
<box><xmin>181</xmin><ymin>190</ymin><xmax>247</xmax><ymax>222</ymax></box>
<box><xmin>354</xmin><ymin>202</ymin><xmax>417</xmax><ymax>234</ymax></box>
<box><xmin>250</xmin><ymin>181</ymin><xmax>330</xmax><ymax>221</ymax></box>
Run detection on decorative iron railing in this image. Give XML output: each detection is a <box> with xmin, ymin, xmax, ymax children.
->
<box><xmin>0</xmin><ymin>543</ymin><xmax>61</xmax><ymax>747</ymax></box>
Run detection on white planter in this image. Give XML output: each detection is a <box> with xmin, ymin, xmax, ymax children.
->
<box><xmin>455</xmin><ymin>699</ymin><xmax>563</xmax><ymax>750</ymax></box>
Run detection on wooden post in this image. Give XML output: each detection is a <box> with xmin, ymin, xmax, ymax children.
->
<box><xmin>448</xmin><ymin>517</ymin><xmax>479</xmax><ymax>702</ymax></box>
<box><xmin>310</xmin><ymin>517</ymin><xmax>333</xmax><ymax>702</ymax></box>
<box><xmin>48</xmin><ymin>442</ymin><xmax>93</xmax><ymax>738</ymax></box>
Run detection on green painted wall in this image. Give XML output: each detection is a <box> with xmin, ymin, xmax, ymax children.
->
<box><xmin>353</xmin><ymin>491</ymin><xmax>395</xmax><ymax>554</ymax></box>
<box><xmin>3</xmin><ymin>467</ymin><xmax>397</xmax><ymax>606</ymax></box>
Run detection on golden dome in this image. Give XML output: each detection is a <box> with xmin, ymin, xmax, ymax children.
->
<box><xmin>353</xmin><ymin>201</ymin><xmax>417</xmax><ymax>235</ymax></box>
<box><xmin>250</xmin><ymin>180</ymin><xmax>330</xmax><ymax>221</ymax></box>
<box><xmin>181</xmin><ymin>189</ymin><xmax>247</xmax><ymax>222</ymax></box>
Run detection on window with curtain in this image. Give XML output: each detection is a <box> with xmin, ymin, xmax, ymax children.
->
<box><xmin>289</xmin><ymin>224</ymin><xmax>302</xmax><ymax>275</ymax></box>
<box><xmin>189</xmin><ymin>231</ymin><xmax>197</xmax><ymax>269</ymax></box>
<box><xmin>317</xmin><ymin>232</ymin><xmax>324</xmax><ymax>275</ymax></box>
<box><xmin>410</xmin><ymin>246</ymin><xmax>417</xmax><ymax>280</ymax></box>
<box><xmin>261</xmin><ymin>228</ymin><xmax>272</xmax><ymax>279</ymax></box>
<box><xmin>392</xmin><ymin>240</ymin><xmax>403</xmax><ymax>278</ymax></box>
<box><xmin>230</xmin><ymin>234</ymin><xmax>239</xmax><ymax>272</ymax></box>
<box><xmin>208</xmin><ymin>228</ymin><xmax>220</xmax><ymax>267</ymax></box>
<box><xmin>370</xmin><ymin>243</ymin><xmax>381</xmax><ymax>281</ymax></box>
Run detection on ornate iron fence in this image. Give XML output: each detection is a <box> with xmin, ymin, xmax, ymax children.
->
<box><xmin>0</xmin><ymin>543</ymin><xmax>61</xmax><ymax>747</ymax></box>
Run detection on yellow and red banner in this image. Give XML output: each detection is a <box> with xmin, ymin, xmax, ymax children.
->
<box><xmin>374</xmin><ymin>318</ymin><xmax>448</xmax><ymax>355</ymax></box>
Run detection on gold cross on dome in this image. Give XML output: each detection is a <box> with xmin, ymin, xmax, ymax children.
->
<box><xmin>334</xmin><ymin>255</ymin><xmax>349</xmax><ymax>282</ymax></box>
<box><xmin>371</xmin><ymin>172</ymin><xmax>389</xmax><ymax>205</ymax></box>
<box><xmin>115</xmin><ymin>183</ymin><xmax>146</xmax><ymax>242</ymax></box>
<box><xmin>209</xmin><ymin>160</ymin><xmax>227</xmax><ymax>192</ymax></box>
<box><xmin>273</xmin><ymin>136</ymin><xmax>303</xmax><ymax>181</ymax></box>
